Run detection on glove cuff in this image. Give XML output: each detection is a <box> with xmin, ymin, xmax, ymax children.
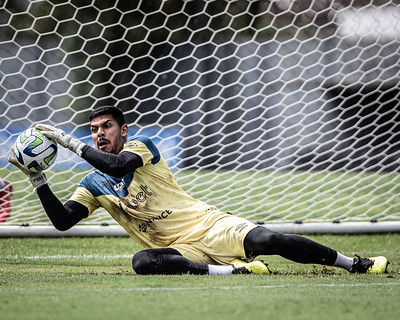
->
<box><xmin>30</xmin><ymin>172</ymin><xmax>47</xmax><ymax>193</ymax></box>
<box><xmin>68</xmin><ymin>138</ymin><xmax>86</xmax><ymax>157</ymax></box>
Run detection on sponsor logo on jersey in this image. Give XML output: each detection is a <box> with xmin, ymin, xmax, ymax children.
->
<box><xmin>138</xmin><ymin>209</ymin><xmax>173</xmax><ymax>232</ymax></box>
<box><xmin>114</xmin><ymin>180</ymin><xmax>126</xmax><ymax>192</ymax></box>
<box><xmin>118</xmin><ymin>184</ymin><xmax>153</xmax><ymax>211</ymax></box>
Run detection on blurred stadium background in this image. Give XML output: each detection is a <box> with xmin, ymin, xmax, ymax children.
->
<box><xmin>1</xmin><ymin>0</ymin><xmax>400</xmax><ymax>235</ymax></box>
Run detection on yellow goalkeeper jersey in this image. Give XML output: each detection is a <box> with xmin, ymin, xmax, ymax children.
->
<box><xmin>69</xmin><ymin>136</ymin><xmax>233</xmax><ymax>250</ymax></box>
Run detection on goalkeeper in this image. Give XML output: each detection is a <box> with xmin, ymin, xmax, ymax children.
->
<box><xmin>9</xmin><ymin>106</ymin><xmax>389</xmax><ymax>275</ymax></box>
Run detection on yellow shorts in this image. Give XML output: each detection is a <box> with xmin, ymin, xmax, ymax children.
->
<box><xmin>169</xmin><ymin>214</ymin><xmax>257</xmax><ymax>265</ymax></box>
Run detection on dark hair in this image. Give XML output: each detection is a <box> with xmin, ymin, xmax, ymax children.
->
<box><xmin>89</xmin><ymin>106</ymin><xmax>126</xmax><ymax>127</ymax></box>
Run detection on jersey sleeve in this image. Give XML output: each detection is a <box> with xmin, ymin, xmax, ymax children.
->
<box><xmin>123</xmin><ymin>136</ymin><xmax>161</xmax><ymax>166</ymax></box>
<box><xmin>69</xmin><ymin>184</ymin><xmax>100</xmax><ymax>217</ymax></box>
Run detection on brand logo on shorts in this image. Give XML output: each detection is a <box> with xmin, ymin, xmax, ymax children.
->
<box><xmin>235</xmin><ymin>223</ymin><xmax>247</xmax><ymax>233</ymax></box>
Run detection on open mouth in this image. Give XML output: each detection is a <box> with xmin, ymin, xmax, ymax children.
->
<box><xmin>97</xmin><ymin>140</ymin><xmax>109</xmax><ymax>150</ymax></box>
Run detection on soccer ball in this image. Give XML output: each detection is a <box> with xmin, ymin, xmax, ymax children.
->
<box><xmin>13</xmin><ymin>128</ymin><xmax>58</xmax><ymax>172</ymax></box>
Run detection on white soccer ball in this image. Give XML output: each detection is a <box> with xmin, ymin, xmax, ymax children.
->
<box><xmin>13</xmin><ymin>128</ymin><xmax>58</xmax><ymax>172</ymax></box>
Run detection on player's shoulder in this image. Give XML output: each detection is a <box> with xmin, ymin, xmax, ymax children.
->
<box><xmin>124</xmin><ymin>135</ymin><xmax>160</xmax><ymax>165</ymax></box>
<box><xmin>77</xmin><ymin>170</ymin><xmax>126</xmax><ymax>197</ymax></box>
<box><xmin>126</xmin><ymin>135</ymin><xmax>155</xmax><ymax>148</ymax></box>
<box><xmin>77</xmin><ymin>170</ymin><xmax>106</xmax><ymax>191</ymax></box>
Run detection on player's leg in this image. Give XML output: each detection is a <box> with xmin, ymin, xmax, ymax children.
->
<box><xmin>132</xmin><ymin>247</ymin><xmax>212</xmax><ymax>275</ymax></box>
<box><xmin>131</xmin><ymin>247</ymin><xmax>269</xmax><ymax>275</ymax></box>
<box><xmin>243</xmin><ymin>226</ymin><xmax>389</xmax><ymax>273</ymax></box>
<box><xmin>243</xmin><ymin>226</ymin><xmax>348</xmax><ymax>268</ymax></box>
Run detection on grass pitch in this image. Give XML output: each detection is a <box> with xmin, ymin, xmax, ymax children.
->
<box><xmin>0</xmin><ymin>234</ymin><xmax>399</xmax><ymax>320</ymax></box>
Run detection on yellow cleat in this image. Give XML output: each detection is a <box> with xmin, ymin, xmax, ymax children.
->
<box><xmin>350</xmin><ymin>255</ymin><xmax>390</xmax><ymax>274</ymax></box>
<box><xmin>230</xmin><ymin>259</ymin><xmax>271</xmax><ymax>275</ymax></box>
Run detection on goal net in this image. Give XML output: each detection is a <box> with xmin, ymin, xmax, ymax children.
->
<box><xmin>1</xmin><ymin>0</ymin><xmax>400</xmax><ymax>234</ymax></box>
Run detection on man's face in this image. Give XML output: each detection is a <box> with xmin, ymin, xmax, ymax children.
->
<box><xmin>90</xmin><ymin>114</ymin><xmax>128</xmax><ymax>154</ymax></box>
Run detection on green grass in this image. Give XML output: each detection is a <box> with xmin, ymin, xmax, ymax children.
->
<box><xmin>1</xmin><ymin>235</ymin><xmax>399</xmax><ymax>320</ymax></box>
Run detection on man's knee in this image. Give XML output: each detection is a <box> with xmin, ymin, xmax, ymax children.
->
<box><xmin>131</xmin><ymin>248</ymin><xmax>181</xmax><ymax>275</ymax></box>
<box><xmin>132</xmin><ymin>250</ymin><xmax>154</xmax><ymax>275</ymax></box>
<box><xmin>244</xmin><ymin>226</ymin><xmax>285</xmax><ymax>255</ymax></box>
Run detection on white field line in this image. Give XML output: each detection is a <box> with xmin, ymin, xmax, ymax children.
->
<box><xmin>2</xmin><ymin>254</ymin><xmax>132</xmax><ymax>259</ymax></box>
<box><xmin>1</xmin><ymin>249</ymin><xmax>394</xmax><ymax>260</ymax></box>
<box><xmin>1</xmin><ymin>282</ymin><xmax>400</xmax><ymax>292</ymax></box>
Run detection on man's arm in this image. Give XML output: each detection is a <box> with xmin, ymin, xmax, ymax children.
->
<box><xmin>81</xmin><ymin>146</ymin><xmax>143</xmax><ymax>178</ymax></box>
<box><xmin>35</xmin><ymin>124</ymin><xmax>143</xmax><ymax>178</ymax></box>
<box><xmin>33</xmin><ymin>146</ymin><xmax>142</xmax><ymax>229</ymax></box>
<box><xmin>36</xmin><ymin>185</ymin><xmax>88</xmax><ymax>231</ymax></box>
<box><xmin>8</xmin><ymin>150</ymin><xmax>88</xmax><ymax>231</ymax></box>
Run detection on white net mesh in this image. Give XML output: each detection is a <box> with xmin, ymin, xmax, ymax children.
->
<box><xmin>1</xmin><ymin>0</ymin><xmax>400</xmax><ymax>227</ymax></box>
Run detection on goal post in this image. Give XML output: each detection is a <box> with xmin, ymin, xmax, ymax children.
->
<box><xmin>1</xmin><ymin>0</ymin><xmax>400</xmax><ymax>236</ymax></box>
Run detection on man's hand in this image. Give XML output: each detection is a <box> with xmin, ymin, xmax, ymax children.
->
<box><xmin>9</xmin><ymin>146</ymin><xmax>47</xmax><ymax>192</ymax></box>
<box><xmin>35</xmin><ymin>124</ymin><xmax>85</xmax><ymax>156</ymax></box>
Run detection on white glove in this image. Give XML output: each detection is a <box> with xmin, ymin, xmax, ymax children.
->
<box><xmin>9</xmin><ymin>146</ymin><xmax>47</xmax><ymax>193</ymax></box>
<box><xmin>35</xmin><ymin>124</ymin><xmax>85</xmax><ymax>157</ymax></box>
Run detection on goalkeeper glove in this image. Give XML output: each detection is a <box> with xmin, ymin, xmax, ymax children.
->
<box><xmin>35</xmin><ymin>124</ymin><xmax>86</xmax><ymax>157</ymax></box>
<box><xmin>8</xmin><ymin>146</ymin><xmax>47</xmax><ymax>193</ymax></box>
